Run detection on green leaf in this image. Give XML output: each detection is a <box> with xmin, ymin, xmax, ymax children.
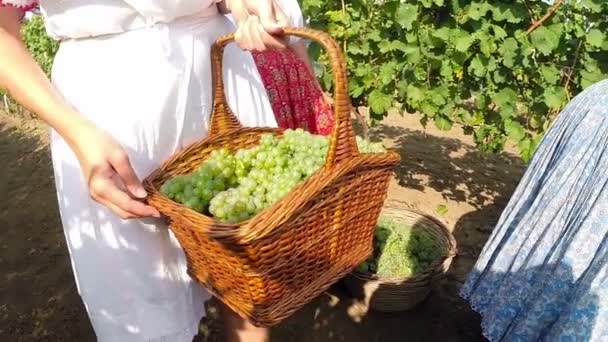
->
<box><xmin>580</xmin><ymin>69</ymin><xmax>605</xmax><ymax>89</ymax></box>
<box><xmin>368</xmin><ymin>90</ymin><xmax>393</xmax><ymax>114</ymax></box>
<box><xmin>440</xmin><ymin>60</ymin><xmax>453</xmax><ymax>78</ymax></box>
<box><xmin>429</xmin><ymin>89</ymin><xmax>447</xmax><ymax>106</ymax></box>
<box><xmin>379</xmin><ymin>63</ymin><xmax>395</xmax><ymax>86</ymax></box>
<box><xmin>378</xmin><ymin>40</ymin><xmax>393</xmax><ymax>53</ymax></box>
<box><xmin>469</xmin><ymin>55</ymin><xmax>487</xmax><ymax>77</ymax></box>
<box><xmin>453</xmin><ymin>30</ymin><xmax>474</xmax><ymax>52</ymax></box>
<box><xmin>587</xmin><ymin>29</ymin><xmax>606</xmax><ymax>48</ymax></box>
<box><xmin>404</xmin><ymin>45</ymin><xmax>423</xmax><ymax>64</ymax></box>
<box><xmin>348</xmin><ymin>43</ymin><xmax>370</xmax><ymax>56</ymax></box>
<box><xmin>582</xmin><ymin>0</ymin><xmax>603</xmax><ymax>12</ymax></box>
<box><xmin>434</xmin><ymin>115</ymin><xmax>453</xmax><ymax>131</ymax></box>
<box><xmin>420</xmin><ymin>101</ymin><xmax>438</xmax><ymax>117</ymax></box>
<box><xmin>492</xmin><ymin>25</ymin><xmax>507</xmax><ymax>40</ymax></box>
<box><xmin>433</xmin><ymin>27</ymin><xmax>451</xmax><ymax>41</ymax></box>
<box><xmin>406</xmin><ymin>85</ymin><xmax>424</xmax><ymax>104</ymax></box>
<box><xmin>479</xmin><ymin>35</ymin><xmax>497</xmax><ymax>56</ymax></box>
<box><xmin>530</xmin><ymin>26</ymin><xmax>560</xmax><ymax>56</ymax></box>
<box><xmin>367</xmin><ymin>30</ymin><xmax>382</xmax><ymax>42</ymax></box>
<box><xmin>391</xmin><ymin>41</ymin><xmax>409</xmax><ymax>53</ymax></box>
<box><xmin>491</xmin><ymin>3</ymin><xmax>525</xmax><ymax>23</ymax></box>
<box><xmin>468</xmin><ymin>2</ymin><xmax>491</xmax><ymax>20</ymax></box>
<box><xmin>504</xmin><ymin>120</ymin><xmax>526</xmax><ymax>142</ymax></box>
<box><xmin>543</xmin><ymin>87</ymin><xmax>567</xmax><ymax>109</ymax></box>
<box><xmin>395</xmin><ymin>4</ymin><xmax>419</xmax><ymax>30</ymax></box>
<box><xmin>476</xmin><ymin>94</ymin><xmax>489</xmax><ymax>110</ymax></box>
<box><xmin>498</xmin><ymin>38</ymin><xmax>518</xmax><ymax>67</ymax></box>
<box><xmin>518</xmin><ymin>137</ymin><xmax>538</xmax><ymax>163</ymax></box>
<box><xmin>491</xmin><ymin>87</ymin><xmax>518</xmax><ymax>118</ymax></box>
<box><xmin>540</xmin><ymin>65</ymin><xmax>561</xmax><ymax>84</ymax></box>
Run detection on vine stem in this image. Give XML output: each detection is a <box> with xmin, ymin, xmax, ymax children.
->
<box><xmin>563</xmin><ymin>40</ymin><xmax>583</xmax><ymax>101</ymax></box>
<box><xmin>523</xmin><ymin>0</ymin><xmax>538</xmax><ymax>25</ymax></box>
<box><xmin>526</xmin><ymin>0</ymin><xmax>564</xmax><ymax>34</ymax></box>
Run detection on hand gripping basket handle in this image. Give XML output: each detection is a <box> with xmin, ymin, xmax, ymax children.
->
<box><xmin>209</xmin><ymin>27</ymin><xmax>359</xmax><ymax>168</ymax></box>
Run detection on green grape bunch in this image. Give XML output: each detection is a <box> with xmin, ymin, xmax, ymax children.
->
<box><xmin>356</xmin><ymin>216</ymin><xmax>443</xmax><ymax>278</ymax></box>
<box><xmin>160</xmin><ymin>129</ymin><xmax>387</xmax><ymax>223</ymax></box>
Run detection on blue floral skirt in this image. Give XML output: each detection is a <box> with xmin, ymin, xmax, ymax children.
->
<box><xmin>460</xmin><ymin>79</ymin><xmax>608</xmax><ymax>341</ymax></box>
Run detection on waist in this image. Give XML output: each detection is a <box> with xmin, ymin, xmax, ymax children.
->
<box><xmin>40</xmin><ymin>4</ymin><xmax>220</xmax><ymax>41</ymax></box>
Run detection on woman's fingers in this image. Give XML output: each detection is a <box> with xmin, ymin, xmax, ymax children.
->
<box><xmin>90</xmin><ymin>171</ymin><xmax>160</xmax><ymax>219</ymax></box>
<box><xmin>108</xmin><ymin>149</ymin><xmax>147</xmax><ymax>198</ymax></box>
<box><xmin>228</xmin><ymin>0</ymin><xmax>288</xmax><ymax>51</ymax></box>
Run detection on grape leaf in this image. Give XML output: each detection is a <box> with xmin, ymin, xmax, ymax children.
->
<box><xmin>518</xmin><ymin>137</ymin><xmax>538</xmax><ymax>163</ymax></box>
<box><xmin>491</xmin><ymin>87</ymin><xmax>518</xmax><ymax>118</ymax></box>
<box><xmin>433</xmin><ymin>27</ymin><xmax>452</xmax><ymax>41</ymax></box>
<box><xmin>504</xmin><ymin>120</ymin><xmax>525</xmax><ymax>142</ymax></box>
<box><xmin>530</xmin><ymin>26</ymin><xmax>560</xmax><ymax>56</ymax></box>
<box><xmin>468</xmin><ymin>2</ymin><xmax>491</xmax><ymax>20</ymax></box>
<box><xmin>540</xmin><ymin>64</ymin><xmax>561</xmax><ymax>84</ymax></box>
<box><xmin>498</xmin><ymin>38</ymin><xmax>518</xmax><ymax>67</ymax></box>
<box><xmin>453</xmin><ymin>30</ymin><xmax>475</xmax><ymax>52</ymax></box>
<box><xmin>368</xmin><ymin>90</ymin><xmax>393</xmax><ymax>114</ymax></box>
<box><xmin>582</xmin><ymin>0</ymin><xmax>603</xmax><ymax>12</ymax></box>
<box><xmin>587</xmin><ymin>29</ymin><xmax>606</xmax><ymax>48</ymax></box>
<box><xmin>406</xmin><ymin>84</ymin><xmax>424</xmax><ymax>104</ymax></box>
<box><xmin>434</xmin><ymin>115</ymin><xmax>453</xmax><ymax>131</ymax></box>
<box><xmin>469</xmin><ymin>55</ymin><xmax>487</xmax><ymax>77</ymax></box>
<box><xmin>543</xmin><ymin>87</ymin><xmax>566</xmax><ymax>109</ymax></box>
<box><xmin>491</xmin><ymin>3</ymin><xmax>525</xmax><ymax>23</ymax></box>
<box><xmin>392</xmin><ymin>41</ymin><xmax>409</xmax><ymax>53</ymax></box>
<box><xmin>396</xmin><ymin>4</ymin><xmax>419</xmax><ymax>30</ymax></box>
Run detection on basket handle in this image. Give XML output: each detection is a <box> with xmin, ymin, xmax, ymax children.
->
<box><xmin>209</xmin><ymin>27</ymin><xmax>359</xmax><ymax>168</ymax></box>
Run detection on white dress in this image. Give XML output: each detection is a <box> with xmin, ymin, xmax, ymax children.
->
<box><xmin>3</xmin><ymin>1</ymin><xmax>277</xmax><ymax>341</ymax></box>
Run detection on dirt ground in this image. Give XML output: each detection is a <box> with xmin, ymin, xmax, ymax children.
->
<box><xmin>0</xmin><ymin>110</ymin><xmax>526</xmax><ymax>342</ymax></box>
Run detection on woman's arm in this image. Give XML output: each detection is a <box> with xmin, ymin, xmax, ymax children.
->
<box><xmin>0</xmin><ymin>7</ymin><xmax>159</xmax><ymax>219</ymax></box>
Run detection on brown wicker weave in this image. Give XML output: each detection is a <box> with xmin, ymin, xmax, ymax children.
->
<box><xmin>143</xmin><ymin>27</ymin><xmax>400</xmax><ymax>327</ymax></box>
<box><xmin>344</xmin><ymin>203</ymin><xmax>457</xmax><ymax>313</ymax></box>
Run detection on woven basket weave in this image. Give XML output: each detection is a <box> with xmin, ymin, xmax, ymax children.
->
<box><xmin>143</xmin><ymin>28</ymin><xmax>400</xmax><ymax>327</ymax></box>
<box><xmin>344</xmin><ymin>203</ymin><xmax>457</xmax><ymax>313</ymax></box>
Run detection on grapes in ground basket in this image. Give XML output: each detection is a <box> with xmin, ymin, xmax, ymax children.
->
<box><xmin>356</xmin><ymin>216</ymin><xmax>442</xmax><ymax>278</ymax></box>
<box><xmin>160</xmin><ymin>129</ymin><xmax>387</xmax><ymax>222</ymax></box>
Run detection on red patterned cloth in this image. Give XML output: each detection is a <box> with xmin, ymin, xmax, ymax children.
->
<box><xmin>252</xmin><ymin>48</ymin><xmax>334</xmax><ymax>136</ymax></box>
<box><xmin>0</xmin><ymin>0</ymin><xmax>38</xmax><ymax>12</ymax></box>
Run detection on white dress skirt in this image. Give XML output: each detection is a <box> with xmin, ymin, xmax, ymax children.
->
<box><xmin>3</xmin><ymin>1</ymin><xmax>277</xmax><ymax>341</ymax></box>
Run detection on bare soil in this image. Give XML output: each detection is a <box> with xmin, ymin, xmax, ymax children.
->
<box><xmin>0</xmin><ymin>111</ymin><xmax>525</xmax><ymax>341</ymax></box>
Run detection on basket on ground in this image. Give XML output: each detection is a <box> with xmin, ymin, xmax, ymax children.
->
<box><xmin>143</xmin><ymin>28</ymin><xmax>401</xmax><ymax>327</ymax></box>
<box><xmin>344</xmin><ymin>203</ymin><xmax>457</xmax><ymax>313</ymax></box>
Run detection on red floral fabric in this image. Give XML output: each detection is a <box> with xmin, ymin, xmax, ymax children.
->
<box><xmin>0</xmin><ymin>1</ymin><xmax>38</xmax><ymax>12</ymax></box>
<box><xmin>252</xmin><ymin>49</ymin><xmax>334</xmax><ymax>136</ymax></box>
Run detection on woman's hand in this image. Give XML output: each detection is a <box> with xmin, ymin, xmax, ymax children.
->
<box><xmin>70</xmin><ymin>123</ymin><xmax>160</xmax><ymax>220</ymax></box>
<box><xmin>223</xmin><ymin>0</ymin><xmax>288</xmax><ymax>51</ymax></box>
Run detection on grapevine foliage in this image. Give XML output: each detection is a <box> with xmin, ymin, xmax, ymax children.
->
<box><xmin>21</xmin><ymin>16</ymin><xmax>59</xmax><ymax>77</ymax></box>
<box><xmin>302</xmin><ymin>0</ymin><xmax>608</xmax><ymax>161</ymax></box>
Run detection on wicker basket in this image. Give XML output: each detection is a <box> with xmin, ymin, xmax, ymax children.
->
<box><xmin>344</xmin><ymin>204</ymin><xmax>457</xmax><ymax>313</ymax></box>
<box><xmin>143</xmin><ymin>28</ymin><xmax>400</xmax><ymax>327</ymax></box>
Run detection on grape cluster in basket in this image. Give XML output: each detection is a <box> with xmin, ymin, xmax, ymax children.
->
<box><xmin>160</xmin><ymin>129</ymin><xmax>386</xmax><ymax>223</ymax></box>
<box><xmin>356</xmin><ymin>217</ymin><xmax>442</xmax><ymax>278</ymax></box>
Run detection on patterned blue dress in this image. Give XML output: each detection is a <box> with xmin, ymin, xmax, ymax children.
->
<box><xmin>460</xmin><ymin>79</ymin><xmax>608</xmax><ymax>341</ymax></box>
